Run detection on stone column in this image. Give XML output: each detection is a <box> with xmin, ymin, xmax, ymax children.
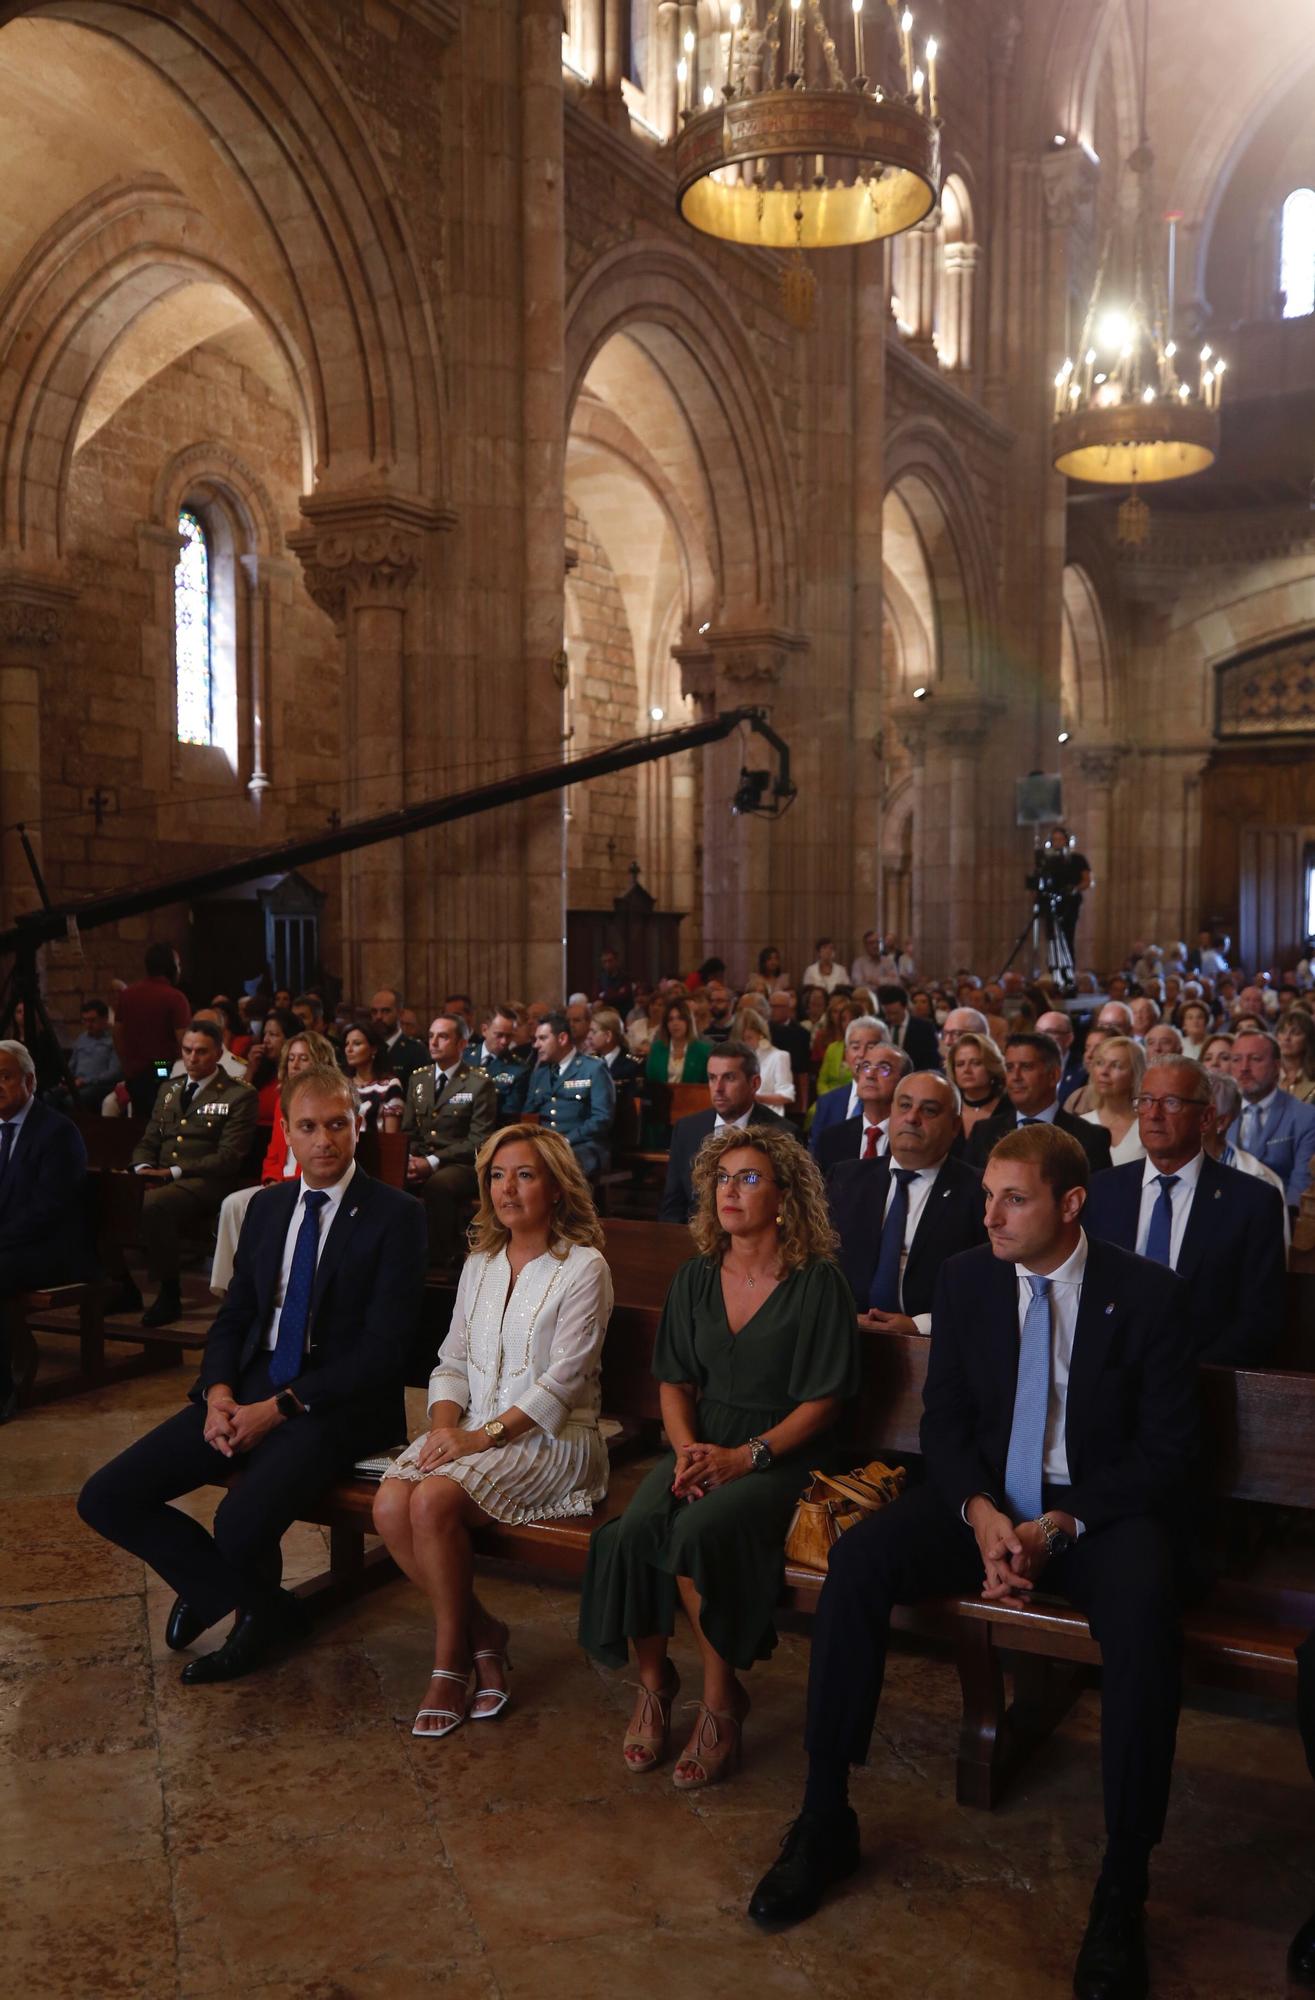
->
<box><xmin>940</xmin><ymin>241</ymin><xmax>978</xmax><ymax>373</ymax></box>
<box><xmin>656</xmin><ymin>2</ymin><xmax>680</xmax><ymax>140</ymax></box>
<box><xmin>289</xmin><ymin>492</ymin><xmax>447</xmax><ymax>1001</ymax></box>
<box><xmin>1074</xmin><ymin>744</ymin><xmax>1126</xmax><ymax>972</ymax></box>
<box><xmin>0</xmin><ymin>565</ymin><xmax>78</xmax><ymax>930</ymax></box>
<box><xmin>983</xmin><ymin>13</ymin><xmax>1020</xmax><ymax>419</ymax></box>
<box><xmin>904</xmin><ymin>695</ymin><xmax>1002</xmax><ymax>970</ymax></box>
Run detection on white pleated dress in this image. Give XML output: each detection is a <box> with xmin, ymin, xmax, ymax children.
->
<box><xmin>382</xmin><ymin>1242</ymin><xmax>615</xmax><ymax>1523</ymax></box>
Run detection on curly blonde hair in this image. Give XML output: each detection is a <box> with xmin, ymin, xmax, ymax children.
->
<box><xmin>689</xmin><ymin>1121</ymin><xmax>838</xmax><ymax>1272</ymax></box>
<box><xmin>467</xmin><ymin>1121</ymin><xmax>606</xmax><ymax>1259</ymax></box>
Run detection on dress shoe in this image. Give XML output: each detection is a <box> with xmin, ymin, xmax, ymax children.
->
<box><xmin>180</xmin><ymin>1592</ymin><xmax>308</xmax><ymax>1685</ymax></box>
<box><xmin>141</xmin><ymin>1285</ymin><xmax>183</xmax><ymax>1328</ymax></box>
<box><xmin>103</xmin><ymin>1277</ymin><xmax>144</xmax><ymax>1316</ymax></box>
<box><xmin>1073</xmin><ymin>1879</ymin><xmax>1148</xmax><ymax>2000</ymax></box>
<box><xmin>747</xmin><ymin>1807</ymin><xmax>860</xmax><ymax>1928</ymax></box>
<box><xmin>1288</xmin><ymin>1909</ymin><xmax>1315</xmax><ymax>1986</ymax></box>
<box><xmin>164</xmin><ymin>1597</ymin><xmax>210</xmax><ymax>1653</ymax></box>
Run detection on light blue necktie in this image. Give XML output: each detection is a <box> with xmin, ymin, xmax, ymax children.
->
<box><xmin>270</xmin><ymin>1190</ymin><xmax>330</xmax><ymax>1388</ymax></box>
<box><xmin>1003</xmin><ymin>1275</ymin><xmax>1052</xmax><ymax>1524</ymax></box>
<box><xmin>1242</xmin><ymin>1100</ymin><xmax>1265</xmax><ymax>1154</ymax></box>
<box><xmin>1144</xmin><ymin>1173</ymin><xmax>1179</xmax><ymax>1266</ymax></box>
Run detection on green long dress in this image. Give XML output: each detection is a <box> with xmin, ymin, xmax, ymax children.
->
<box><xmin>578</xmin><ymin>1254</ymin><xmax>860</xmax><ymax>1671</ymax></box>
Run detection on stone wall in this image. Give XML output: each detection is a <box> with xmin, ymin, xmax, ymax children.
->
<box><xmin>564</xmin><ymin>494</ymin><xmax>640</xmax><ymax>909</ymax></box>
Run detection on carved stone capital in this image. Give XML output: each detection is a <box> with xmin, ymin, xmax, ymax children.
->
<box><xmin>706</xmin><ymin>626</ymin><xmax>809</xmax><ymax>691</ymax></box>
<box><xmin>1074</xmin><ymin>744</ymin><xmax>1128</xmax><ymax>787</ymax></box>
<box><xmin>1040</xmin><ymin>147</ymin><xmax>1098</xmax><ymax>234</ymax></box>
<box><xmin>0</xmin><ymin>563</ymin><xmax>78</xmax><ymax>653</ymax></box>
<box><xmin>919</xmin><ymin>693</ymin><xmax>1005</xmax><ymax>751</ymax></box>
<box><xmin>290</xmin><ymin>488</ymin><xmax>455</xmax><ymax>626</ymax></box>
<box><xmin>672</xmin><ymin>644</ymin><xmax>716</xmax><ymax>705</ymax></box>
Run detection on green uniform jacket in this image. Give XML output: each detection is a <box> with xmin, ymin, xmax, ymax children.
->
<box><xmin>402</xmin><ymin>1061</ymin><xmax>499</xmax><ymax>1166</ymax></box>
<box><xmin>131</xmin><ymin>1069</ymin><xmax>260</xmax><ymax>1187</ymax></box>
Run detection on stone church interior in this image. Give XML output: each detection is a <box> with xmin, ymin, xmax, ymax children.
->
<box><xmin>5</xmin><ymin>1</ymin><xmax>1315</xmax><ymax>1994</ymax></box>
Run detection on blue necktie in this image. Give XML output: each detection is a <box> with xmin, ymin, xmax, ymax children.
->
<box><xmin>1004</xmin><ymin>1276</ymin><xmax>1052</xmax><ymax>1524</ymax></box>
<box><xmin>1144</xmin><ymin>1173</ymin><xmax>1179</xmax><ymax>1266</ymax></box>
<box><xmin>869</xmin><ymin>1167</ymin><xmax>919</xmax><ymax>1311</ymax></box>
<box><xmin>270</xmin><ymin>1190</ymin><xmax>330</xmax><ymax>1388</ymax></box>
<box><xmin>1242</xmin><ymin>1101</ymin><xmax>1265</xmax><ymax>1154</ymax></box>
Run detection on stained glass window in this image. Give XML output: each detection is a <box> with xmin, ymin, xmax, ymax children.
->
<box><xmin>175</xmin><ymin>507</ymin><xmax>213</xmax><ymax>745</ymax></box>
<box><xmin>1280</xmin><ymin>188</ymin><xmax>1315</xmax><ymax>320</ymax></box>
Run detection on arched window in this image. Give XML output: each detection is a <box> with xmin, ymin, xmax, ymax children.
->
<box><xmin>1280</xmin><ymin>187</ymin><xmax>1315</xmax><ymax>320</ymax></box>
<box><xmin>174</xmin><ymin>507</ymin><xmax>214</xmax><ymax>745</ymax></box>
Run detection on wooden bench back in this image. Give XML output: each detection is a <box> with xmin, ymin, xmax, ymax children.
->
<box><xmin>75</xmin><ymin>1116</ymin><xmax>139</xmax><ymax>1174</ymax></box>
<box><xmin>358</xmin><ymin>1127</ymin><xmax>409</xmax><ymax>1188</ymax></box>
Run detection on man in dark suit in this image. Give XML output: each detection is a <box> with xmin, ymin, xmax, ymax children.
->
<box><xmin>0</xmin><ymin>1039</ymin><xmax>91</xmax><ymax>1419</ymax></box>
<box><xmin>79</xmin><ymin>1067</ymin><xmax>427</xmax><ymax>1683</ymax></box>
<box><xmin>967</xmin><ymin>1031</ymin><xmax>1112</xmax><ymax>1175</ymax></box>
<box><xmin>1083</xmin><ymin>1056</ymin><xmax>1285</xmax><ymax>1366</ymax></box>
<box><xmin>768</xmin><ymin>989</ymin><xmax>811</xmax><ymax>1075</ymax></box>
<box><xmin>876</xmin><ymin>984</ymin><xmax>941</xmax><ymax>1071</ymax></box>
<box><xmin>807</xmin><ymin>1015</ymin><xmax>891</xmax><ymax>1158</ymax></box>
<box><xmin>659</xmin><ymin>1042</ymin><xmax>795</xmax><ymax>1224</ymax></box>
<box><xmin>828</xmin><ymin>1070</ymin><xmax>986</xmax><ymax>1329</ymax></box>
<box><xmin>370</xmin><ymin>986</ymin><xmax>428</xmax><ymax>1086</ymax></box>
<box><xmin>814</xmin><ymin>1046</ymin><xmax>912</xmax><ymax>1171</ymax></box>
<box><xmin>750</xmin><ymin>1124</ymin><xmax>1196</xmax><ymax>2000</ymax></box>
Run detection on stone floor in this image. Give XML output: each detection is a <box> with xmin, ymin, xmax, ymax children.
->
<box><xmin>3</xmin><ymin>1354</ymin><xmax>1313</xmax><ymax>1999</ymax></box>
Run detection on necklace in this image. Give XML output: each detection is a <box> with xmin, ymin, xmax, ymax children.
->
<box><xmin>960</xmin><ymin>1089</ymin><xmax>997</xmax><ymax>1108</ymax></box>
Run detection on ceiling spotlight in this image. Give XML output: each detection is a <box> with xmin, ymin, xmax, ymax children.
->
<box><xmin>912</xmin><ymin>685</ymin><xmax>930</xmax><ymax>700</ymax></box>
<box><xmin>698</xmin><ymin>621</ymin><xmax>711</xmax><ymax>635</ymax></box>
<box><xmin>649</xmin><ymin>706</ymin><xmax>665</xmax><ymax>722</ymax></box>
<box><xmin>1057</xmin><ymin>730</ymin><xmax>1071</xmax><ymax>744</ymax></box>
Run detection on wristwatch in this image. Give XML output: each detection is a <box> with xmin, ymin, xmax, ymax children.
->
<box><xmin>484</xmin><ymin>1418</ymin><xmax>507</xmax><ymax>1445</ymax></box>
<box><xmin>746</xmin><ymin>1436</ymin><xmax>774</xmax><ymax>1472</ymax></box>
<box><xmin>1037</xmin><ymin>1512</ymin><xmax>1074</xmax><ymax>1559</ymax></box>
<box><xmin>275</xmin><ymin>1389</ymin><xmax>305</xmax><ymax>1420</ymax></box>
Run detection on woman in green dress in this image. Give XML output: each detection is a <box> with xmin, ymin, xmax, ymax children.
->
<box><xmin>578</xmin><ymin>1121</ymin><xmax>860</xmax><ymax>1791</ymax></box>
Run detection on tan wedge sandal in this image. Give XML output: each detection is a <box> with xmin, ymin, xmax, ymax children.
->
<box><xmin>671</xmin><ymin>1688</ymin><xmax>750</xmax><ymax>1791</ymax></box>
<box><xmin>622</xmin><ymin>1664</ymin><xmax>681</xmax><ymax>1773</ymax></box>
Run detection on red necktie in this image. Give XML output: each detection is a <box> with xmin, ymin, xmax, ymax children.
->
<box><xmin>862</xmin><ymin>1123</ymin><xmax>879</xmax><ymax>1159</ymax></box>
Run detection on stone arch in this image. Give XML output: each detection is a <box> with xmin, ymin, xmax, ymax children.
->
<box><xmin>0</xmin><ymin>1</ymin><xmax>446</xmax><ymax>500</ymax></box>
<box><xmin>1061</xmin><ymin>562</ymin><xmax>1113</xmax><ymax>735</ymax></box>
<box><xmin>152</xmin><ymin>442</ymin><xmax>284</xmax><ymax>562</ymax></box>
<box><xmin>883</xmin><ymin>418</ymin><xmax>997</xmax><ymax>688</ymax></box>
<box><xmin>565</xmin><ymin>239</ymin><xmax>800</xmax><ymax>630</ymax></box>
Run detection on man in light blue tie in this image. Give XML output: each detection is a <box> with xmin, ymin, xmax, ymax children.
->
<box><xmin>750</xmin><ymin>1123</ymin><xmax>1196</xmax><ymax>2000</ymax></box>
<box><xmin>1229</xmin><ymin>1029</ymin><xmax>1315</xmax><ymax>1210</ymax></box>
<box><xmin>79</xmin><ymin>1066</ymin><xmax>426</xmax><ymax>1683</ymax></box>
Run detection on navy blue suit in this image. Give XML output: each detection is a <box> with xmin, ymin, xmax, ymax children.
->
<box><xmin>78</xmin><ymin>1167</ymin><xmax>426</xmax><ymax>1628</ymax></box>
<box><xmin>0</xmin><ymin>1096</ymin><xmax>90</xmax><ymax>1291</ymax></box>
<box><xmin>1083</xmin><ymin>1153</ymin><xmax>1286</xmax><ymax>1367</ymax></box>
<box><xmin>827</xmin><ymin>1152</ymin><xmax>986</xmax><ymax>1316</ymax></box>
<box><xmin>808</xmin><ymin>1081</ymin><xmax>856</xmax><ymax>1158</ymax></box>
<box><xmin>1228</xmin><ymin>1092</ymin><xmax>1315</xmax><ymax>1207</ymax></box>
<box><xmin>805</xmin><ymin>1235</ymin><xmax>1197</xmax><ymax>1858</ymax></box>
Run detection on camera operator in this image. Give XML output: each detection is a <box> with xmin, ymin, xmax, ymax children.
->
<box><xmin>1036</xmin><ymin>823</ymin><xmax>1091</xmax><ymax>959</ymax></box>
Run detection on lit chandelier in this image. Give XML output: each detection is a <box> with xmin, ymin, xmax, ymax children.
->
<box><xmin>674</xmin><ymin>0</ymin><xmax>942</xmax><ymax>252</ymax></box>
<box><xmin>1051</xmin><ymin>0</ymin><xmax>1222</xmax><ymax>535</ymax></box>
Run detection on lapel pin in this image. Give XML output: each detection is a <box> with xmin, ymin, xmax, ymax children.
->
<box><xmin>1213</xmin><ymin>1188</ymin><xmax>1221</xmax><ymax>1199</ymax></box>
<box><xmin>349</xmin><ymin>1207</ymin><xmax>359</xmax><ymax>1217</ymax></box>
<box><xmin>1104</xmin><ymin>1303</ymin><xmax>1115</xmax><ymax>1315</ymax></box>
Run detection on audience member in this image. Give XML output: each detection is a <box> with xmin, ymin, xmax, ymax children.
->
<box><xmin>131</xmin><ymin>1020</ymin><xmax>259</xmax><ymax>1326</ymax></box>
<box><xmin>768</xmin><ymin>990</ymin><xmax>811</xmax><ymax>1074</ymax></box>
<box><xmin>646</xmin><ymin>996</ymin><xmax>711</xmax><ymax>1088</ymax></box>
<box><xmin>828</xmin><ymin>1070</ymin><xmax>986</xmax><ymax>1334</ymax></box>
<box><xmin>172</xmin><ymin>1006</ymin><xmax>246</xmax><ymax>1083</ymax></box>
<box><xmin>1081</xmin><ymin>1035</ymin><xmax>1147</xmax><ymax>1167</ymax></box>
<box><xmin>1201</xmin><ymin>1032</ymin><xmax>1234</xmax><ymax>1075</ymax></box>
<box><xmin>210</xmin><ymin>1032</ymin><xmax>330</xmax><ymax>1295</ymax></box>
<box><xmin>370</xmin><ymin>988</ymin><xmax>427</xmax><ymax>1085</ymax></box>
<box><xmin>565</xmin><ymin>998</ymin><xmax>592</xmax><ymax>1053</ymax></box>
<box><xmin>79</xmin><ymin>1066</ymin><xmax>426</xmax><ymax>1684</ymax></box>
<box><xmin>808</xmin><ymin>1015</ymin><xmax>890</xmax><ymax>1156</ymax></box>
<box><xmin>704</xmin><ymin>981</ymin><xmax>737</xmax><ymax>1046</ymax></box>
<box><xmin>812</xmin><ymin>995</ymin><xmax>859</xmax><ymax>1087</ymax></box>
<box><xmin>940</xmin><ymin>1006</ymin><xmax>990</xmax><ymax>1065</ymax></box>
<box><xmin>800</xmin><ymin>939</ymin><xmax>849</xmax><ymax>997</ymax></box>
<box><xmin>291</xmin><ymin>993</ymin><xmax>325</xmax><ymax>1034</ymax></box>
<box><xmin>949</xmin><ymin>1031</ymin><xmax>1006</xmax><ymax>1143</ymax></box>
<box><xmin>587</xmin><ymin>1007</ymin><xmax>644</xmax><ymax>1092</ymax></box>
<box><xmin>731</xmin><ymin>1006</ymin><xmax>794</xmax><ymax>1108</ymax></box>
<box><xmin>1278</xmin><ymin>1011</ymin><xmax>1315</xmax><ymax>1104</ymax></box>
<box><xmin>243</xmin><ymin>1008</ymin><xmax>300</xmax><ymax>1122</ymax></box>
<box><xmin>581</xmin><ymin>1123</ymin><xmax>859</xmax><ymax>1785</ymax></box>
<box><xmin>849</xmin><ymin>930</ymin><xmax>887</xmax><ymax>991</ymax></box>
<box><xmin>342</xmin><ymin>1022</ymin><xmax>405</xmax><ymax>1134</ymax></box>
<box><xmin>403</xmin><ymin>1014</ymin><xmax>499</xmax><ymax>1270</ymax></box>
<box><xmin>523</xmin><ymin>1012</ymin><xmax>615</xmax><ymax>1179</ymax></box>
<box><xmin>114</xmin><ymin>942</ymin><xmax>191</xmax><ymax>1118</ymax></box>
<box><xmin>594</xmin><ymin>947</ymin><xmax>635</xmax><ymax>1014</ymax></box>
<box><xmin>749</xmin><ymin>1122</ymin><xmax>1195</xmax><ymax>2000</ymax></box>
<box><xmin>1036</xmin><ymin>1008</ymin><xmax>1085</xmax><ymax>1101</ymax></box>
<box><xmin>1143</xmin><ymin>1022</ymin><xmax>1184</xmax><ymax>1064</ymax></box>
<box><xmin>0</xmin><ymin>1041</ymin><xmax>90</xmax><ymax>1422</ymax></box>
<box><xmin>1229</xmin><ymin>1029</ymin><xmax>1315</xmax><ymax>1209</ymax></box>
<box><xmin>967</xmin><ymin>1033</ymin><xmax>1112</xmax><ymax>1174</ymax></box>
<box><xmin>443</xmin><ymin>994</ymin><xmax>478</xmax><ymax>1035</ymax></box>
<box><xmin>1205</xmin><ymin>1071</ymin><xmax>1290</xmax><ymax>1248</ymax></box>
<box><xmin>876</xmin><ymin>985</ymin><xmax>940</xmax><ymax>1072</ymax></box>
<box><xmin>374</xmin><ymin>1124</ymin><xmax>613</xmax><ymax>1734</ymax></box>
<box><xmin>659</xmin><ymin>1044</ymin><xmax>793</xmax><ymax>1225</ymax></box>
<box><xmin>1084</xmin><ymin>1057</ymin><xmax>1285</xmax><ymax>1365</ymax></box>
<box><xmin>1178</xmin><ymin>1000</ymin><xmax>1211</xmax><ymax>1058</ymax></box>
<box><xmin>469</xmin><ymin>1006</ymin><xmax>531</xmax><ymax>1121</ymax></box>
<box><xmin>69</xmin><ymin>999</ymin><xmax>122</xmax><ymax>1108</ymax></box>
<box><xmin>814</xmin><ymin>1048</ymin><xmax>913</xmax><ymax>1171</ymax></box>
<box><xmin>757</xmin><ymin>946</ymin><xmax>791</xmax><ymax>994</ymax></box>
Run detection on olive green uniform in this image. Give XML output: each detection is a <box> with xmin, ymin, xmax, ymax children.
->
<box><xmin>131</xmin><ymin>1069</ymin><xmax>259</xmax><ymax>1281</ymax></box>
<box><xmin>402</xmin><ymin>1061</ymin><xmax>498</xmax><ymax>1266</ymax></box>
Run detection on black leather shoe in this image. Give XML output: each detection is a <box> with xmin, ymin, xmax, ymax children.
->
<box><xmin>164</xmin><ymin>1597</ymin><xmax>210</xmax><ymax>1653</ymax></box>
<box><xmin>1288</xmin><ymin>1910</ymin><xmax>1315</xmax><ymax>1986</ymax></box>
<box><xmin>747</xmin><ymin>1808</ymin><xmax>860</xmax><ymax>1928</ymax></box>
<box><xmin>1073</xmin><ymin>1879</ymin><xmax>1148</xmax><ymax>2000</ymax></box>
<box><xmin>104</xmin><ymin>1277</ymin><xmax>144</xmax><ymax>1316</ymax></box>
<box><xmin>141</xmin><ymin>1286</ymin><xmax>183</xmax><ymax>1328</ymax></box>
<box><xmin>179</xmin><ymin>1593</ymin><xmax>308</xmax><ymax>1685</ymax></box>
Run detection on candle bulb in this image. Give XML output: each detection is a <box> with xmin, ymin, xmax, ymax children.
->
<box><xmin>852</xmin><ymin>0</ymin><xmax>865</xmax><ymax>80</ymax></box>
<box><xmin>676</xmin><ymin>54</ymin><xmax>688</xmax><ymax>112</ymax></box>
<box><xmin>925</xmin><ymin>35</ymin><xmax>938</xmax><ymax>116</ymax></box>
<box><xmin>790</xmin><ymin>0</ymin><xmax>803</xmax><ymax>78</ymax></box>
<box><xmin>900</xmin><ymin>8</ymin><xmax>914</xmax><ymax>90</ymax></box>
<box><xmin>912</xmin><ymin>65</ymin><xmax>924</xmax><ymax>112</ymax></box>
<box><xmin>728</xmin><ymin>1</ymin><xmax>742</xmax><ymax>93</ymax></box>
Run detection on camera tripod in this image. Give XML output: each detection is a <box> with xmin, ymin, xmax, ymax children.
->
<box><xmin>998</xmin><ymin>894</ymin><xmax>1077</xmax><ymax>994</ymax></box>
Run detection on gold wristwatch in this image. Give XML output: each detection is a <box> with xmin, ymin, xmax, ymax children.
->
<box><xmin>484</xmin><ymin>1418</ymin><xmax>507</xmax><ymax>1445</ymax></box>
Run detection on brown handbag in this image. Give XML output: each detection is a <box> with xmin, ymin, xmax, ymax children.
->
<box><xmin>784</xmin><ymin>1459</ymin><xmax>907</xmax><ymax>1572</ymax></box>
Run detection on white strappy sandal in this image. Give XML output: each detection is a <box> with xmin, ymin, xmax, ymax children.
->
<box><xmin>470</xmin><ymin>1626</ymin><xmax>513</xmax><ymax>1722</ymax></box>
<box><xmin>412</xmin><ymin>1667</ymin><xmax>470</xmax><ymax>1739</ymax></box>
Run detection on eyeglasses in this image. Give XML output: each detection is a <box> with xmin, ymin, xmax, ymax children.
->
<box><xmin>1132</xmin><ymin>1093</ymin><xmax>1208</xmax><ymax>1114</ymax></box>
<box><xmin>714</xmin><ymin>1170</ymin><xmax>777</xmax><ymax>1190</ymax></box>
<box><xmin>854</xmin><ymin>1060</ymin><xmax>900</xmax><ymax>1077</ymax></box>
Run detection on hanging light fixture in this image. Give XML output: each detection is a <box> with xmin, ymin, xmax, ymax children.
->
<box><xmin>674</xmin><ymin>0</ymin><xmax>942</xmax><ymax>252</ymax></box>
<box><xmin>1051</xmin><ymin>0</ymin><xmax>1221</xmax><ymax>521</ymax></box>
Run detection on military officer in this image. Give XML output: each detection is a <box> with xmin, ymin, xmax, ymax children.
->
<box><xmin>471</xmin><ymin>1005</ymin><xmax>532</xmax><ymax>1123</ymax></box>
<box><xmin>369</xmin><ymin>987</ymin><xmax>428</xmax><ymax>1087</ymax></box>
<box><xmin>132</xmin><ymin>1019</ymin><xmax>259</xmax><ymax>1326</ymax></box>
<box><xmin>523</xmin><ymin>1012</ymin><xmax>616</xmax><ymax>1177</ymax></box>
<box><xmin>403</xmin><ymin>1013</ymin><xmax>498</xmax><ymax>1268</ymax></box>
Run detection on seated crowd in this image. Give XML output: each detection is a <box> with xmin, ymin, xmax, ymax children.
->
<box><xmin>4</xmin><ymin>919</ymin><xmax>1315</xmax><ymax>1997</ymax></box>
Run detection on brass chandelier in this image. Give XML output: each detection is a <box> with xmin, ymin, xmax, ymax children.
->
<box><xmin>673</xmin><ymin>0</ymin><xmax>942</xmax><ymax>252</ymax></box>
<box><xmin>1051</xmin><ymin>0</ymin><xmax>1222</xmax><ymax>531</ymax></box>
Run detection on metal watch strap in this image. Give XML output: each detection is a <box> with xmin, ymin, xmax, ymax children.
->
<box><xmin>747</xmin><ymin>1436</ymin><xmax>773</xmax><ymax>1471</ymax></box>
<box><xmin>1037</xmin><ymin>1512</ymin><xmax>1069</xmax><ymax>1557</ymax></box>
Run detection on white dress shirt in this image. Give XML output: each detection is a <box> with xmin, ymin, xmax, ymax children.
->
<box><xmin>263</xmin><ymin>1162</ymin><xmax>356</xmax><ymax>1351</ymax></box>
<box><xmin>859</xmin><ymin>1116</ymin><xmax>890</xmax><ymax>1159</ymax></box>
<box><xmin>1017</xmin><ymin>1098</ymin><xmax>1059</xmax><ymax>1126</ymax></box>
<box><xmin>1133</xmin><ymin>1150</ymin><xmax>1205</xmax><ymax>1264</ymax></box>
<box><xmin>881</xmin><ymin>1157</ymin><xmax>943</xmax><ymax>1333</ymax></box>
<box><xmin>1017</xmin><ymin>1229</ymin><xmax>1087</xmax><ymax>1494</ymax></box>
<box><xmin>714</xmin><ymin>1107</ymin><xmax>753</xmax><ymax>1132</ymax></box>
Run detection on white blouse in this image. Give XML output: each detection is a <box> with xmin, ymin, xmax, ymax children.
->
<box><xmin>428</xmin><ymin>1241</ymin><xmax>614</xmax><ymax>1437</ymax></box>
<box><xmin>754</xmin><ymin>1043</ymin><xmax>795</xmax><ymax>1104</ymax></box>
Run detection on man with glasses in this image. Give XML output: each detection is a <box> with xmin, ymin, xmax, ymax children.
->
<box><xmin>808</xmin><ymin>1015</ymin><xmax>891</xmax><ymax>1158</ymax></box>
<box><xmin>1083</xmin><ymin>1057</ymin><xmax>1285</xmax><ymax>1365</ymax></box>
<box><xmin>814</xmin><ymin>1046</ymin><xmax>912</xmax><ymax>1171</ymax></box>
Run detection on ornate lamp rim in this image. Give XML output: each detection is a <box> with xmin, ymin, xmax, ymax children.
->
<box><xmin>1053</xmin><ymin>397</ymin><xmax>1220</xmax><ymax>485</ymax></box>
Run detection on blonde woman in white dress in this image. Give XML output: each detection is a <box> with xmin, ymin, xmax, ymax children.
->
<box><xmin>373</xmin><ymin>1123</ymin><xmax>614</xmax><ymax>1740</ymax></box>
